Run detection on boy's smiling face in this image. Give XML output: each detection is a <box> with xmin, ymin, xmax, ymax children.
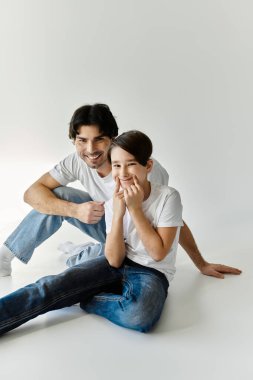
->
<box><xmin>111</xmin><ymin>146</ymin><xmax>152</xmax><ymax>189</ymax></box>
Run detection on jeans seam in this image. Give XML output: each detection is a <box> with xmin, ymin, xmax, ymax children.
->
<box><xmin>0</xmin><ymin>279</ymin><xmax>118</xmax><ymax>329</ymax></box>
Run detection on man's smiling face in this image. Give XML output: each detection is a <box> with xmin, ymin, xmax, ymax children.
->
<box><xmin>74</xmin><ymin>125</ymin><xmax>112</xmax><ymax>176</ymax></box>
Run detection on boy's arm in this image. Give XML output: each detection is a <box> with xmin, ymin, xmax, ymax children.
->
<box><xmin>129</xmin><ymin>207</ymin><xmax>178</xmax><ymax>261</ymax></box>
<box><xmin>105</xmin><ymin>178</ymin><xmax>126</xmax><ymax>268</ymax></box>
<box><xmin>179</xmin><ymin>222</ymin><xmax>242</xmax><ymax>278</ymax></box>
<box><xmin>105</xmin><ymin>216</ymin><xmax>126</xmax><ymax>268</ymax></box>
<box><xmin>125</xmin><ymin>177</ymin><xmax>180</xmax><ymax>261</ymax></box>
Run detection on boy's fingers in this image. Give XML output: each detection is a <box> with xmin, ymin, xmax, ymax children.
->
<box><xmin>114</xmin><ymin>177</ymin><xmax>120</xmax><ymax>193</ymax></box>
<box><xmin>133</xmin><ymin>175</ymin><xmax>139</xmax><ymax>185</ymax></box>
<box><xmin>133</xmin><ymin>175</ymin><xmax>141</xmax><ymax>190</ymax></box>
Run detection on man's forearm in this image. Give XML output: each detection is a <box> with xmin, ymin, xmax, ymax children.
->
<box><xmin>179</xmin><ymin>221</ymin><xmax>207</xmax><ymax>270</ymax></box>
<box><xmin>24</xmin><ymin>183</ymin><xmax>77</xmax><ymax>217</ymax></box>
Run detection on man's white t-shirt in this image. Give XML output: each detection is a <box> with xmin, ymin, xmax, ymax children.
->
<box><xmin>49</xmin><ymin>152</ymin><xmax>169</xmax><ymax>201</ymax></box>
<box><xmin>105</xmin><ymin>184</ymin><xmax>183</xmax><ymax>282</ymax></box>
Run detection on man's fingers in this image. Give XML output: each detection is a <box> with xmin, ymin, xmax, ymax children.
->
<box><xmin>92</xmin><ymin>210</ymin><xmax>105</xmax><ymax>217</ymax></box>
<box><xmin>202</xmin><ymin>263</ymin><xmax>242</xmax><ymax>279</ymax></box>
<box><xmin>211</xmin><ymin>271</ymin><xmax>225</xmax><ymax>279</ymax></box>
<box><xmin>211</xmin><ymin>264</ymin><xmax>242</xmax><ymax>275</ymax></box>
<box><xmin>89</xmin><ymin>217</ymin><xmax>103</xmax><ymax>224</ymax></box>
<box><xmin>90</xmin><ymin>202</ymin><xmax>105</xmax><ymax>211</ymax></box>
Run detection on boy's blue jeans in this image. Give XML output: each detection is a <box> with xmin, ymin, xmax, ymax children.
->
<box><xmin>1</xmin><ymin>186</ymin><xmax>169</xmax><ymax>334</ymax></box>
<box><xmin>4</xmin><ymin>187</ymin><xmax>106</xmax><ymax>263</ymax></box>
<box><xmin>0</xmin><ymin>256</ymin><xmax>169</xmax><ymax>335</ymax></box>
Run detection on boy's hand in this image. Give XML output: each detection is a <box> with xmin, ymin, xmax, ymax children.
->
<box><xmin>113</xmin><ymin>177</ymin><xmax>126</xmax><ymax>218</ymax></box>
<box><xmin>124</xmin><ymin>175</ymin><xmax>144</xmax><ymax>211</ymax></box>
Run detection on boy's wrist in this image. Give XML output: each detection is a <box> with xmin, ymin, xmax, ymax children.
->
<box><xmin>112</xmin><ymin>214</ymin><xmax>124</xmax><ymax>222</ymax></box>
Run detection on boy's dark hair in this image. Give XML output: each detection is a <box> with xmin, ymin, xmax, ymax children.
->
<box><xmin>108</xmin><ymin>130</ymin><xmax>153</xmax><ymax>166</ymax></box>
<box><xmin>69</xmin><ymin>104</ymin><xmax>119</xmax><ymax>140</ymax></box>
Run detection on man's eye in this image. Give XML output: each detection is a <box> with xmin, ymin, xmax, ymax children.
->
<box><xmin>113</xmin><ymin>164</ymin><xmax>120</xmax><ymax>168</ymax></box>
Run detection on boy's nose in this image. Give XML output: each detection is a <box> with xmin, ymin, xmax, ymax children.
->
<box><xmin>120</xmin><ymin>167</ymin><xmax>128</xmax><ymax>177</ymax></box>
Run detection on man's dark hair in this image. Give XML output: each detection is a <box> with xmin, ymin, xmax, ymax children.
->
<box><xmin>69</xmin><ymin>103</ymin><xmax>119</xmax><ymax>140</ymax></box>
<box><xmin>108</xmin><ymin>130</ymin><xmax>153</xmax><ymax>166</ymax></box>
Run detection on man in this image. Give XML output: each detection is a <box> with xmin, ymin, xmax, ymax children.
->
<box><xmin>0</xmin><ymin>103</ymin><xmax>241</xmax><ymax>278</ymax></box>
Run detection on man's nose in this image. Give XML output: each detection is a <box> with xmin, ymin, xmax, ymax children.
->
<box><xmin>86</xmin><ymin>141</ymin><xmax>95</xmax><ymax>153</ymax></box>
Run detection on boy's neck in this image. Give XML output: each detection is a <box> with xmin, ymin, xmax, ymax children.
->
<box><xmin>143</xmin><ymin>180</ymin><xmax>151</xmax><ymax>201</ymax></box>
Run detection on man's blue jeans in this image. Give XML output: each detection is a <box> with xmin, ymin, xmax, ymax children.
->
<box><xmin>0</xmin><ymin>257</ymin><xmax>169</xmax><ymax>335</ymax></box>
<box><xmin>4</xmin><ymin>187</ymin><xmax>106</xmax><ymax>263</ymax></box>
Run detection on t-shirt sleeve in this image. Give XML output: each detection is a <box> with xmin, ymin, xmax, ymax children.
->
<box><xmin>148</xmin><ymin>159</ymin><xmax>169</xmax><ymax>185</ymax></box>
<box><xmin>49</xmin><ymin>154</ymin><xmax>79</xmax><ymax>186</ymax></box>
<box><xmin>157</xmin><ymin>190</ymin><xmax>183</xmax><ymax>227</ymax></box>
<box><xmin>105</xmin><ymin>200</ymin><xmax>113</xmax><ymax>234</ymax></box>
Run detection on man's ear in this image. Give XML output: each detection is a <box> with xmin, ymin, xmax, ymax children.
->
<box><xmin>146</xmin><ymin>159</ymin><xmax>153</xmax><ymax>173</ymax></box>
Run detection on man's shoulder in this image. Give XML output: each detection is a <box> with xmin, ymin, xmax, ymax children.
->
<box><xmin>60</xmin><ymin>152</ymin><xmax>89</xmax><ymax>171</ymax></box>
<box><xmin>149</xmin><ymin>158</ymin><xmax>169</xmax><ymax>185</ymax></box>
<box><xmin>151</xmin><ymin>183</ymin><xmax>180</xmax><ymax>200</ymax></box>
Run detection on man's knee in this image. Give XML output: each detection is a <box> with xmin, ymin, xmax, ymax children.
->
<box><xmin>53</xmin><ymin>186</ymin><xmax>92</xmax><ymax>203</ymax></box>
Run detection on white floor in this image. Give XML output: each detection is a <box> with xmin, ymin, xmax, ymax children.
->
<box><xmin>0</xmin><ymin>219</ymin><xmax>252</xmax><ymax>380</ymax></box>
<box><xmin>0</xmin><ymin>161</ymin><xmax>252</xmax><ymax>380</ymax></box>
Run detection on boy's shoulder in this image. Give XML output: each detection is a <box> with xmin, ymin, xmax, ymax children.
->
<box><xmin>150</xmin><ymin>183</ymin><xmax>180</xmax><ymax>198</ymax></box>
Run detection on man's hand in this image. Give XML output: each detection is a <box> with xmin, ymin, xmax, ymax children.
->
<box><xmin>75</xmin><ymin>201</ymin><xmax>105</xmax><ymax>224</ymax></box>
<box><xmin>124</xmin><ymin>176</ymin><xmax>144</xmax><ymax>211</ymax></box>
<box><xmin>199</xmin><ymin>262</ymin><xmax>242</xmax><ymax>279</ymax></box>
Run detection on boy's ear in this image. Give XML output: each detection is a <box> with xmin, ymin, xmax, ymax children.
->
<box><xmin>146</xmin><ymin>159</ymin><xmax>153</xmax><ymax>173</ymax></box>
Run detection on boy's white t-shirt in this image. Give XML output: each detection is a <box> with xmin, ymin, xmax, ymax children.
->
<box><xmin>49</xmin><ymin>152</ymin><xmax>169</xmax><ymax>202</ymax></box>
<box><xmin>105</xmin><ymin>184</ymin><xmax>184</xmax><ymax>282</ymax></box>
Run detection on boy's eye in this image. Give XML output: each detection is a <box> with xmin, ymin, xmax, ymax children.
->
<box><xmin>113</xmin><ymin>164</ymin><xmax>120</xmax><ymax>168</ymax></box>
<box><xmin>128</xmin><ymin>163</ymin><xmax>136</xmax><ymax>166</ymax></box>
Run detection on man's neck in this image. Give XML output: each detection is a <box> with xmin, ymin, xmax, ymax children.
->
<box><xmin>96</xmin><ymin>161</ymin><xmax>112</xmax><ymax>178</ymax></box>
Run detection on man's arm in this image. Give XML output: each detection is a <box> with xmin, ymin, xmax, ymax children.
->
<box><xmin>179</xmin><ymin>221</ymin><xmax>242</xmax><ymax>279</ymax></box>
<box><xmin>23</xmin><ymin>172</ymin><xmax>104</xmax><ymax>224</ymax></box>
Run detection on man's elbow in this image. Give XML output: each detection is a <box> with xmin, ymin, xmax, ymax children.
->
<box><xmin>23</xmin><ymin>186</ymin><xmax>33</xmax><ymax>204</ymax></box>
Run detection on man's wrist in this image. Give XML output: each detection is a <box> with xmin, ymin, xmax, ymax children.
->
<box><xmin>67</xmin><ymin>202</ymin><xmax>79</xmax><ymax>218</ymax></box>
<box><xmin>193</xmin><ymin>255</ymin><xmax>208</xmax><ymax>271</ymax></box>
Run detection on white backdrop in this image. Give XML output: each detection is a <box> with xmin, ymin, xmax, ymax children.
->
<box><xmin>0</xmin><ymin>0</ymin><xmax>252</xmax><ymax>256</ymax></box>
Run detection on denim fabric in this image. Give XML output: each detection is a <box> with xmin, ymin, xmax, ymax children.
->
<box><xmin>66</xmin><ymin>242</ymin><xmax>104</xmax><ymax>267</ymax></box>
<box><xmin>82</xmin><ymin>259</ymin><xmax>169</xmax><ymax>332</ymax></box>
<box><xmin>0</xmin><ymin>257</ymin><xmax>169</xmax><ymax>335</ymax></box>
<box><xmin>4</xmin><ymin>187</ymin><xmax>106</xmax><ymax>263</ymax></box>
